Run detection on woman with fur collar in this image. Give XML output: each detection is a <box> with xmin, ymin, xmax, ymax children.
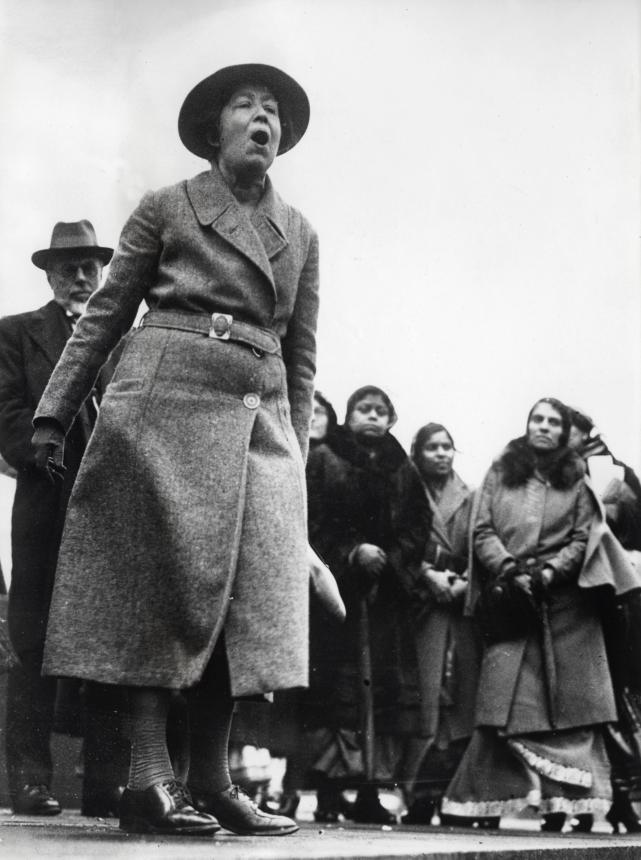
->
<box><xmin>304</xmin><ymin>385</ymin><xmax>430</xmax><ymax>824</ymax></box>
<box><xmin>442</xmin><ymin>398</ymin><xmax>617</xmax><ymax>832</ymax></box>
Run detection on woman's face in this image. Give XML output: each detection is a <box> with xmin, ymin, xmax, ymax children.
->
<box><xmin>527</xmin><ymin>401</ymin><xmax>564</xmax><ymax>451</ymax></box>
<box><xmin>310</xmin><ymin>401</ymin><xmax>329</xmax><ymax>441</ymax></box>
<box><xmin>417</xmin><ymin>430</ymin><xmax>454</xmax><ymax>480</ymax></box>
<box><xmin>347</xmin><ymin>394</ymin><xmax>393</xmax><ymax>439</ymax></box>
<box><xmin>217</xmin><ymin>84</ymin><xmax>281</xmax><ymax>178</ymax></box>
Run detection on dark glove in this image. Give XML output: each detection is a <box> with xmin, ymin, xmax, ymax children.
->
<box><xmin>31</xmin><ymin>420</ymin><xmax>66</xmax><ymax>483</ymax></box>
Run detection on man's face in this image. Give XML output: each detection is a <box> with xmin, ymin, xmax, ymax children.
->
<box><xmin>46</xmin><ymin>256</ymin><xmax>102</xmax><ymax>315</ymax></box>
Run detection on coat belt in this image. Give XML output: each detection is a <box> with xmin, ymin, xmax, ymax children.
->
<box><xmin>139</xmin><ymin>310</ymin><xmax>282</xmax><ymax>356</ymax></box>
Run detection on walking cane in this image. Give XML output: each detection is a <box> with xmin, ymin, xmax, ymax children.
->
<box><xmin>357</xmin><ymin>595</ymin><xmax>375</xmax><ymax>784</ymax></box>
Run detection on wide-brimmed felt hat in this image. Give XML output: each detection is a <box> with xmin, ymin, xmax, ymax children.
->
<box><xmin>32</xmin><ymin>220</ymin><xmax>113</xmax><ymax>270</ymax></box>
<box><xmin>178</xmin><ymin>63</ymin><xmax>310</xmax><ymax>160</ymax></box>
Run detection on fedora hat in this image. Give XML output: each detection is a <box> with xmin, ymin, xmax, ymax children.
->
<box><xmin>32</xmin><ymin>220</ymin><xmax>113</xmax><ymax>270</ymax></box>
<box><xmin>178</xmin><ymin>63</ymin><xmax>310</xmax><ymax>160</ymax></box>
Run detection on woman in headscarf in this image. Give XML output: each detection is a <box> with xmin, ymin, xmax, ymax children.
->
<box><xmin>31</xmin><ymin>63</ymin><xmax>318</xmax><ymax>837</ymax></box>
<box><xmin>442</xmin><ymin>398</ymin><xmax>621</xmax><ymax>832</ymax></box>
<box><xmin>399</xmin><ymin>423</ymin><xmax>481</xmax><ymax>825</ymax></box>
<box><xmin>304</xmin><ymin>385</ymin><xmax>429</xmax><ymax>823</ymax></box>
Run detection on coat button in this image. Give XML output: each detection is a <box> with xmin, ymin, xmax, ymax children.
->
<box><xmin>243</xmin><ymin>393</ymin><xmax>260</xmax><ymax>409</ymax></box>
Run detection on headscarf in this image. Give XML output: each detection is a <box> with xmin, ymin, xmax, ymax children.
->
<box><xmin>313</xmin><ymin>390</ymin><xmax>338</xmax><ymax>441</ymax></box>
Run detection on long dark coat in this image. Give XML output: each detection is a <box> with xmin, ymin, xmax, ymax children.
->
<box><xmin>0</xmin><ymin>300</ymin><xmax>116</xmax><ymax>657</ymax></box>
<box><xmin>472</xmin><ymin>457</ymin><xmax>617</xmax><ymax>733</ymax></box>
<box><xmin>305</xmin><ymin>427</ymin><xmax>430</xmax><ymax>737</ymax></box>
<box><xmin>401</xmin><ymin>472</ymin><xmax>481</xmax><ymax>741</ymax></box>
<box><xmin>36</xmin><ymin>166</ymin><xmax>319</xmax><ymax>695</ymax></box>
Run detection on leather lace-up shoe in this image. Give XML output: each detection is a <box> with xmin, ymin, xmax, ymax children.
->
<box><xmin>192</xmin><ymin>785</ymin><xmax>299</xmax><ymax>835</ymax></box>
<box><xmin>12</xmin><ymin>784</ymin><xmax>61</xmax><ymax>816</ymax></box>
<box><xmin>119</xmin><ymin>779</ymin><xmax>220</xmax><ymax>835</ymax></box>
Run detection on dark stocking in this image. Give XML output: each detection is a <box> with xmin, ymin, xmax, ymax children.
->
<box><xmin>127</xmin><ymin>687</ymin><xmax>174</xmax><ymax>791</ymax></box>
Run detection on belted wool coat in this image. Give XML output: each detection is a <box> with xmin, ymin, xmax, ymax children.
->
<box><xmin>36</xmin><ymin>165</ymin><xmax>319</xmax><ymax>695</ymax></box>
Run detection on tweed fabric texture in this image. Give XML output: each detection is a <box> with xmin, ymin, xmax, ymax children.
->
<box><xmin>37</xmin><ymin>165</ymin><xmax>318</xmax><ymax>695</ymax></box>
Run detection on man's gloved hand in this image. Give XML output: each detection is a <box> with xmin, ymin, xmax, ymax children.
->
<box><xmin>31</xmin><ymin>420</ymin><xmax>66</xmax><ymax>483</ymax></box>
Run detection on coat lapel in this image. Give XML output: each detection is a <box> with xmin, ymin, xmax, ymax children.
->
<box><xmin>186</xmin><ymin>167</ymin><xmax>288</xmax><ymax>293</ymax></box>
<box><xmin>24</xmin><ymin>301</ymin><xmax>70</xmax><ymax>369</ymax></box>
<box><xmin>424</xmin><ymin>472</ymin><xmax>470</xmax><ymax>552</ymax></box>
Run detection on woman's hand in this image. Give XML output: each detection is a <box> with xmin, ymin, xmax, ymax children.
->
<box><xmin>422</xmin><ymin>565</ymin><xmax>454</xmax><ymax>603</ymax></box>
<box><xmin>449</xmin><ymin>576</ymin><xmax>468</xmax><ymax>601</ymax></box>
<box><xmin>513</xmin><ymin>573</ymin><xmax>533</xmax><ymax>596</ymax></box>
<box><xmin>308</xmin><ymin>545</ymin><xmax>346</xmax><ymax>622</ymax></box>
<box><xmin>31</xmin><ymin>421</ymin><xmax>66</xmax><ymax>483</ymax></box>
<box><xmin>540</xmin><ymin>565</ymin><xmax>554</xmax><ymax>587</ymax></box>
<box><xmin>354</xmin><ymin>543</ymin><xmax>387</xmax><ymax>576</ymax></box>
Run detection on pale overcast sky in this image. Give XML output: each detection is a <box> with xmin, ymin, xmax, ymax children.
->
<box><xmin>0</xmin><ymin>0</ymin><xmax>640</xmax><ymax>575</ymax></box>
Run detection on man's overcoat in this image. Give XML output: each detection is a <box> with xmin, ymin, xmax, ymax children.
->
<box><xmin>36</xmin><ymin>166</ymin><xmax>319</xmax><ymax>696</ymax></box>
<box><xmin>0</xmin><ymin>300</ymin><xmax>115</xmax><ymax>657</ymax></box>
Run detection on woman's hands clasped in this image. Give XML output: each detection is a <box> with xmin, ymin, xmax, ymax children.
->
<box><xmin>31</xmin><ymin>420</ymin><xmax>66</xmax><ymax>483</ymax></box>
<box><xmin>421</xmin><ymin>563</ymin><xmax>467</xmax><ymax>604</ymax></box>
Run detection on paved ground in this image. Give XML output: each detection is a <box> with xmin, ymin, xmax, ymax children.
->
<box><xmin>2</xmin><ymin>799</ymin><xmax>641</xmax><ymax>860</ymax></box>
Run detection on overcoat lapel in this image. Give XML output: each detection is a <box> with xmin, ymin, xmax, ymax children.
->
<box><xmin>186</xmin><ymin>167</ymin><xmax>288</xmax><ymax>295</ymax></box>
<box><xmin>24</xmin><ymin>301</ymin><xmax>70</xmax><ymax>370</ymax></box>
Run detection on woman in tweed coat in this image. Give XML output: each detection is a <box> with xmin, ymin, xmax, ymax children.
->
<box><xmin>32</xmin><ymin>64</ymin><xmax>318</xmax><ymax>838</ymax></box>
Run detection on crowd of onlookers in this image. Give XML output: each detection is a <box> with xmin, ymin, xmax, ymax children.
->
<box><xmin>3</xmin><ymin>380</ymin><xmax>641</xmax><ymax>836</ymax></box>
<box><xmin>240</xmin><ymin>387</ymin><xmax>641</xmax><ymax>834</ymax></box>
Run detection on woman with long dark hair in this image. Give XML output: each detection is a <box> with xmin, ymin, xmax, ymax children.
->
<box><xmin>442</xmin><ymin>397</ymin><xmax>638</xmax><ymax>832</ymax></box>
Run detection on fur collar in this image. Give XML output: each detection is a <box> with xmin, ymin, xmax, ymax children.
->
<box><xmin>326</xmin><ymin>424</ymin><xmax>408</xmax><ymax>475</ymax></box>
<box><xmin>497</xmin><ymin>436</ymin><xmax>585</xmax><ymax>490</ymax></box>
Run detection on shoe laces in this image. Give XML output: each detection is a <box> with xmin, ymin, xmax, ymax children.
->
<box><xmin>164</xmin><ymin>779</ymin><xmax>192</xmax><ymax>808</ymax></box>
<box><xmin>229</xmin><ymin>785</ymin><xmax>258</xmax><ymax>811</ymax></box>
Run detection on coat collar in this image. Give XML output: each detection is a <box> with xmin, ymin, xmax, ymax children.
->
<box><xmin>24</xmin><ymin>300</ymin><xmax>71</xmax><ymax>368</ymax></box>
<box><xmin>422</xmin><ymin>470</ymin><xmax>470</xmax><ymax>550</ymax></box>
<box><xmin>185</xmin><ymin>166</ymin><xmax>289</xmax><ymax>290</ymax></box>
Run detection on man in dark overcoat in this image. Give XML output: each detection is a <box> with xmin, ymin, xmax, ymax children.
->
<box><xmin>0</xmin><ymin>221</ymin><xmax>125</xmax><ymax>815</ymax></box>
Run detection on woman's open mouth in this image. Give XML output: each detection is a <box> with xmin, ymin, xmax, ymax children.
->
<box><xmin>251</xmin><ymin>129</ymin><xmax>270</xmax><ymax>146</ymax></box>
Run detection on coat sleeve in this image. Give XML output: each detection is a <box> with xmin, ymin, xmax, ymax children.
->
<box><xmin>391</xmin><ymin>462</ymin><xmax>432</xmax><ymax>595</ymax></box>
<box><xmin>35</xmin><ymin>192</ymin><xmax>161</xmax><ymax>432</ymax></box>
<box><xmin>281</xmin><ymin>229</ymin><xmax>319</xmax><ymax>462</ymax></box>
<box><xmin>306</xmin><ymin>444</ymin><xmax>362</xmax><ymax>591</ymax></box>
<box><xmin>0</xmin><ymin>318</ymin><xmax>37</xmax><ymax>469</ymax></box>
<box><xmin>473</xmin><ymin>466</ymin><xmax>514</xmax><ymax>576</ymax></box>
<box><xmin>544</xmin><ymin>479</ymin><xmax>595</xmax><ymax>584</ymax></box>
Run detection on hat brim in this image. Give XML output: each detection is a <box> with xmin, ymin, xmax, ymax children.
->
<box><xmin>31</xmin><ymin>246</ymin><xmax>114</xmax><ymax>270</ymax></box>
<box><xmin>178</xmin><ymin>63</ymin><xmax>310</xmax><ymax>160</ymax></box>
